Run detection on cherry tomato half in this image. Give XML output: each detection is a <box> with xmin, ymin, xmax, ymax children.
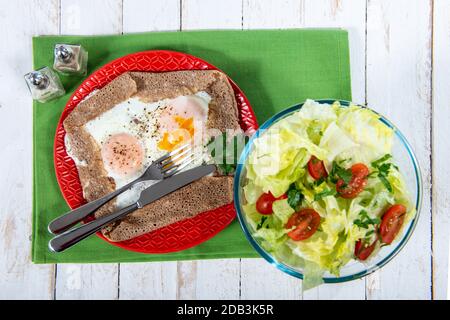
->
<box><xmin>285</xmin><ymin>209</ymin><xmax>321</xmax><ymax>241</ymax></box>
<box><xmin>307</xmin><ymin>156</ymin><xmax>328</xmax><ymax>180</ymax></box>
<box><xmin>336</xmin><ymin>163</ymin><xmax>370</xmax><ymax>199</ymax></box>
<box><xmin>354</xmin><ymin>239</ymin><xmax>378</xmax><ymax>261</ymax></box>
<box><xmin>256</xmin><ymin>192</ymin><xmax>287</xmax><ymax>215</ymax></box>
<box><xmin>380</xmin><ymin>204</ymin><xmax>406</xmax><ymax>244</ymax></box>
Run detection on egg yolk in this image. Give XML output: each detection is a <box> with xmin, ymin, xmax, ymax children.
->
<box><xmin>102</xmin><ymin>133</ymin><xmax>144</xmax><ymax>176</ymax></box>
<box><xmin>158</xmin><ymin>116</ymin><xmax>195</xmax><ymax>151</ymax></box>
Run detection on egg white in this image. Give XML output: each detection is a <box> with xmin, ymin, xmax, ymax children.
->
<box><xmin>67</xmin><ymin>92</ymin><xmax>211</xmax><ymax>208</ymax></box>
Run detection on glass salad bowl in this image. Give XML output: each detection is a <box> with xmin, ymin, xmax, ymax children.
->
<box><xmin>234</xmin><ymin>99</ymin><xmax>422</xmax><ymax>283</ymax></box>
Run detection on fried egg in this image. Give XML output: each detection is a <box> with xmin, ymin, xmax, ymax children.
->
<box><xmin>68</xmin><ymin>92</ymin><xmax>211</xmax><ymax>208</ymax></box>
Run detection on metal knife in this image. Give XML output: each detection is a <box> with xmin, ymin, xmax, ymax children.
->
<box><xmin>48</xmin><ymin>164</ymin><xmax>216</xmax><ymax>253</ymax></box>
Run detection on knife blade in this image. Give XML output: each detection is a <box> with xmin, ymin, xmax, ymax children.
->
<box><xmin>49</xmin><ymin>164</ymin><xmax>216</xmax><ymax>252</ymax></box>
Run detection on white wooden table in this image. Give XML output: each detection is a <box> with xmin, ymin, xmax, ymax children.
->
<box><xmin>0</xmin><ymin>0</ymin><xmax>448</xmax><ymax>300</ymax></box>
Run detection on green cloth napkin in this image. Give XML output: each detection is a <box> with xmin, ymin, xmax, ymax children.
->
<box><xmin>32</xmin><ymin>29</ymin><xmax>351</xmax><ymax>263</ymax></box>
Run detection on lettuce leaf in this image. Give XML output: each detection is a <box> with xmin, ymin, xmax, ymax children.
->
<box><xmin>248</xmin><ymin>125</ymin><xmax>324</xmax><ymax>197</ymax></box>
<box><xmin>337</xmin><ymin>104</ymin><xmax>394</xmax><ymax>162</ymax></box>
<box><xmin>272</xmin><ymin>199</ymin><xmax>295</xmax><ymax>225</ymax></box>
<box><xmin>243</xmin><ymin>181</ymin><xmax>263</xmax><ymax>204</ymax></box>
<box><xmin>319</xmin><ymin>122</ymin><xmax>357</xmax><ymax>166</ymax></box>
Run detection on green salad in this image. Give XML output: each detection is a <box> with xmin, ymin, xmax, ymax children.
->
<box><xmin>242</xmin><ymin>100</ymin><xmax>414</xmax><ymax>288</ymax></box>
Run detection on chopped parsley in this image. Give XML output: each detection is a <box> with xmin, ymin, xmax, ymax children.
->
<box><xmin>359</xmin><ymin>198</ymin><xmax>371</xmax><ymax>206</ymax></box>
<box><xmin>353</xmin><ymin>210</ymin><xmax>381</xmax><ymax>229</ymax></box>
<box><xmin>365</xmin><ymin>229</ymin><xmax>375</xmax><ymax>237</ymax></box>
<box><xmin>207</xmin><ymin>132</ymin><xmax>249</xmax><ymax>176</ymax></box>
<box><xmin>371</xmin><ymin>154</ymin><xmax>394</xmax><ymax>192</ymax></box>
<box><xmin>329</xmin><ymin>161</ymin><xmax>352</xmax><ymax>185</ymax></box>
<box><xmin>256</xmin><ymin>216</ymin><xmax>268</xmax><ymax>230</ymax></box>
<box><xmin>378</xmin><ymin>162</ymin><xmax>391</xmax><ymax>173</ymax></box>
<box><xmin>314</xmin><ymin>188</ymin><xmax>337</xmax><ymax>201</ymax></box>
<box><xmin>218</xmin><ymin>163</ymin><xmax>235</xmax><ymax>175</ymax></box>
<box><xmin>371</xmin><ymin>154</ymin><xmax>392</xmax><ymax>167</ymax></box>
<box><xmin>338</xmin><ymin>158</ymin><xmax>351</xmax><ymax>165</ymax></box>
<box><xmin>314</xmin><ymin>177</ymin><xmax>326</xmax><ymax>186</ymax></box>
<box><xmin>287</xmin><ymin>184</ymin><xmax>304</xmax><ymax>210</ymax></box>
<box><xmin>378</xmin><ymin>174</ymin><xmax>393</xmax><ymax>192</ymax></box>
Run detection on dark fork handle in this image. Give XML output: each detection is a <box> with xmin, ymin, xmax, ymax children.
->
<box><xmin>48</xmin><ymin>178</ymin><xmax>137</xmax><ymax>234</ymax></box>
<box><xmin>48</xmin><ymin>202</ymin><xmax>139</xmax><ymax>252</ymax></box>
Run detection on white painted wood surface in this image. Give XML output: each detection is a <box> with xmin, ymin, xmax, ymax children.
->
<box><xmin>119</xmin><ymin>0</ymin><xmax>182</xmax><ymax>301</ymax></box>
<box><xmin>365</xmin><ymin>0</ymin><xmax>433</xmax><ymax>299</ymax></box>
<box><xmin>0</xmin><ymin>0</ymin><xmax>58</xmax><ymax>300</ymax></box>
<box><xmin>56</xmin><ymin>0</ymin><xmax>121</xmax><ymax>300</ymax></box>
<box><xmin>0</xmin><ymin>0</ymin><xmax>447</xmax><ymax>300</ymax></box>
<box><xmin>432</xmin><ymin>0</ymin><xmax>450</xmax><ymax>300</ymax></box>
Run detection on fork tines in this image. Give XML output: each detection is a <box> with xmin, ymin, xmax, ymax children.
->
<box><xmin>157</xmin><ymin>143</ymin><xmax>196</xmax><ymax>178</ymax></box>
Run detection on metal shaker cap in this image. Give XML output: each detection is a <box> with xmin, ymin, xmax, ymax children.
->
<box><xmin>55</xmin><ymin>45</ymin><xmax>73</xmax><ymax>62</ymax></box>
<box><xmin>28</xmin><ymin>71</ymin><xmax>49</xmax><ymax>89</ymax></box>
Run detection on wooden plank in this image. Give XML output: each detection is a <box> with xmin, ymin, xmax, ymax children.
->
<box><xmin>301</xmin><ymin>0</ymin><xmax>366</xmax><ymax>103</ymax></box>
<box><xmin>182</xmin><ymin>0</ymin><xmax>242</xmax><ymax>29</ymax></box>
<box><xmin>123</xmin><ymin>0</ymin><xmax>181</xmax><ymax>33</ymax></box>
<box><xmin>365</xmin><ymin>0</ymin><xmax>432</xmax><ymax>299</ymax></box>
<box><xmin>117</xmin><ymin>0</ymin><xmax>181</xmax><ymax>300</ymax></box>
<box><xmin>176</xmin><ymin>261</ymin><xmax>198</xmax><ymax>299</ymax></box>
<box><xmin>188</xmin><ymin>260</ymin><xmax>241</xmax><ymax>299</ymax></box>
<box><xmin>240</xmin><ymin>259</ymin><xmax>301</xmax><ymax>300</ymax></box>
<box><xmin>303</xmin><ymin>280</ymin><xmax>366</xmax><ymax>300</ymax></box>
<box><xmin>300</xmin><ymin>0</ymin><xmax>367</xmax><ymax>300</ymax></box>
<box><xmin>60</xmin><ymin>0</ymin><xmax>122</xmax><ymax>35</ymax></box>
<box><xmin>0</xmin><ymin>0</ymin><xmax>58</xmax><ymax>300</ymax></box>
<box><xmin>118</xmin><ymin>262</ymin><xmax>178</xmax><ymax>299</ymax></box>
<box><xmin>243</xmin><ymin>0</ymin><xmax>367</xmax><ymax>299</ymax></box>
<box><xmin>243</xmin><ymin>0</ymin><xmax>303</xmax><ymax>29</ymax></box>
<box><xmin>432</xmin><ymin>0</ymin><xmax>450</xmax><ymax>300</ymax></box>
<box><xmin>55</xmin><ymin>264</ymin><xmax>119</xmax><ymax>300</ymax></box>
<box><xmin>55</xmin><ymin>0</ymin><xmax>123</xmax><ymax>300</ymax></box>
<box><xmin>173</xmin><ymin>0</ymin><xmax>244</xmax><ymax>300</ymax></box>
<box><xmin>176</xmin><ymin>260</ymin><xmax>241</xmax><ymax>299</ymax></box>
<box><xmin>241</xmin><ymin>0</ymin><xmax>305</xmax><ymax>299</ymax></box>
<box><xmin>241</xmin><ymin>0</ymin><xmax>304</xmax><ymax>299</ymax></box>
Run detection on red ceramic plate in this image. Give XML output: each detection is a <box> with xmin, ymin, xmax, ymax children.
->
<box><xmin>54</xmin><ymin>50</ymin><xmax>258</xmax><ymax>253</ymax></box>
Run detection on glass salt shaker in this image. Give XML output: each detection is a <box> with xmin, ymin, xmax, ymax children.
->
<box><xmin>24</xmin><ymin>67</ymin><xmax>65</xmax><ymax>103</ymax></box>
<box><xmin>53</xmin><ymin>44</ymin><xmax>88</xmax><ymax>75</ymax></box>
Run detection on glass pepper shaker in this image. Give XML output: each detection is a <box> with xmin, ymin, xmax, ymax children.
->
<box><xmin>24</xmin><ymin>67</ymin><xmax>65</xmax><ymax>103</ymax></box>
<box><xmin>53</xmin><ymin>44</ymin><xmax>88</xmax><ymax>75</ymax></box>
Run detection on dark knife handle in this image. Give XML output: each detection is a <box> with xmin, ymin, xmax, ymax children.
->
<box><xmin>48</xmin><ymin>203</ymin><xmax>139</xmax><ymax>252</ymax></box>
<box><xmin>48</xmin><ymin>179</ymin><xmax>136</xmax><ymax>234</ymax></box>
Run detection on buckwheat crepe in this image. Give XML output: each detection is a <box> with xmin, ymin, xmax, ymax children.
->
<box><xmin>63</xmin><ymin>70</ymin><xmax>240</xmax><ymax>241</ymax></box>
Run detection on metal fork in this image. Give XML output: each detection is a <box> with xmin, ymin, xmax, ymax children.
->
<box><xmin>48</xmin><ymin>143</ymin><xmax>194</xmax><ymax>234</ymax></box>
